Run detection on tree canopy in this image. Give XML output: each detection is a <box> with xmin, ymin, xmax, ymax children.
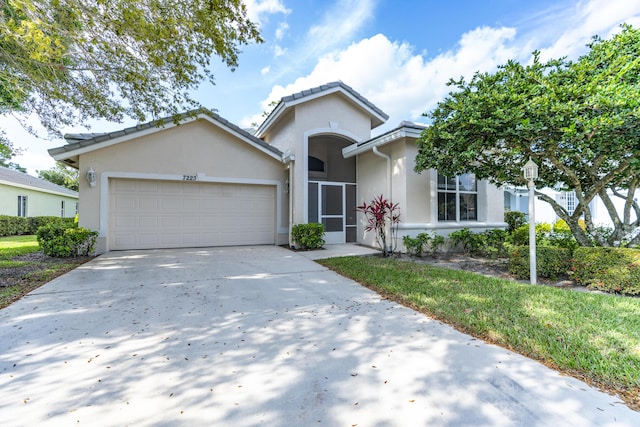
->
<box><xmin>415</xmin><ymin>25</ymin><xmax>640</xmax><ymax>247</ymax></box>
<box><xmin>38</xmin><ymin>163</ymin><xmax>79</xmax><ymax>191</ymax></box>
<box><xmin>0</xmin><ymin>131</ymin><xmax>26</xmax><ymax>171</ymax></box>
<box><xmin>0</xmin><ymin>0</ymin><xmax>262</xmax><ymax>137</ymax></box>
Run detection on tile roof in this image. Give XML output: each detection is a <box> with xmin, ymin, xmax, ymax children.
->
<box><xmin>49</xmin><ymin>109</ymin><xmax>283</xmax><ymax>158</ymax></box>
<box><xmin>0</xmin><ymin>166</ymin><xmax>78</xmax><ymax>197</ymax></box>
<box><xmin>280</xmin><ymin>81</ymin><xmax>389</xmax><ymax>121</ymax></box>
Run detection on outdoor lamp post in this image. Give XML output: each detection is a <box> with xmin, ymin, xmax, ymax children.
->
<box><xmin>524</xmin><ymin>158</ymin><xmax>539</xmax><ymax>284</ymax></box>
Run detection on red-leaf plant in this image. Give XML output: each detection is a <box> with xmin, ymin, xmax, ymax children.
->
<box><xmin>356</xmin><ymin>195</ymin><xmax>400</xmax><ymax>257</ymax></box>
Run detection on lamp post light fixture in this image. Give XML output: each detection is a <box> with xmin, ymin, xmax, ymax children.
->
<box><xmin>523</xmin><ymin>158</ymin><xmax>539</xmax><ymax>284</ymax></box>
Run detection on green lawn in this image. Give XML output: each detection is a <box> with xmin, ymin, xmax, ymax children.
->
<box><xmin>0</xmin><ymin>234</ymin><xmax>40</xmax><ymax>258</ymax></box>
<box><xmin>319</xmin><ymin>256</ymin><xmax>640</xmax><ymax>409</ymax></box>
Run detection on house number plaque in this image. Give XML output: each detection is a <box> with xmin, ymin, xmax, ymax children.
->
<box><xmin>182</xmin><ymin>175</ymin><xmax>198</xmax><ymax>181</ymax></box>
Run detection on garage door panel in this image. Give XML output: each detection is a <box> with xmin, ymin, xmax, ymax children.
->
<box><xmin>113</xmin><ymin>180</ymin><xmax>138</xmax><ymax>192</ymax></box>
<box><xmin>138</xmin><ymin>215</ymin><xmax>159</xmax><ymax>228</ymax></box>
<box><xmin>182</xmin><ymin>199</ymin><xmax>201</xmax><ymax>210</ymax></box>
<box><xmin>110</xmin><ymin>179</ymin><xmax>276</xmax><ymax>250</ymax></box>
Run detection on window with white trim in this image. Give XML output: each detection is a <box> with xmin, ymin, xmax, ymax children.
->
<box><xmin>17</xmin><ymin>195</ymin><xmax>27</xmax><ymax>217</ymax></box>
<box><xmin>437</xmin><ymin>173</ymin><xmax>477</xmax><ymax>221</ymax></box>
<box><xmin>559</xmin><ymin>191</ymin><xmax>577</xmax><ymax>216</ymax></box>
<box><xmin>61</xmin><ymin>200</ymin><xmax>66</xmax><ymax>218</ymax></box>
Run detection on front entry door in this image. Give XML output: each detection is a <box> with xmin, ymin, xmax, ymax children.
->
<box><xmin>320</xmin><ymin>184</ymin><xmax>344</xmax><ymax>244</ymax></box>
<box><xmin>308</xmin><ymin>181</ymin><xmax>357</xmax><ymax>244</ymax></box>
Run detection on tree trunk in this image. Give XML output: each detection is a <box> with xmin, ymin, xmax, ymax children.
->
<box><xmin>535</xmin><ymin>192</ymin><xmax>594</xmax><ymax>246</ymax></box>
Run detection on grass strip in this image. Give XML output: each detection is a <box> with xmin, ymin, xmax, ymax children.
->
<box><xmin>319</xmin><ymin>256</ymin><xmax>640</xmax><ymax>409</ymax></box>
<box><xmin>0</xmin><ymin>235</ymin><xmax>40</xmax><ymax>259</ymax></box>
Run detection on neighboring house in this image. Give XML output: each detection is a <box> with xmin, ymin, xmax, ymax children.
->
<box><xmin>505</xmin><ymin>187</ymin><xmax>640</xmax><ymax>228</ymax></box>
<box><xmin>49</xmin><ymin>82</ymin><xmax>506</xmax><ymax>254</ymax></box>
<box><xmin>0</xmin><ymin>166</ymin><xmax>79</xmax><ymax>218</ymax></box>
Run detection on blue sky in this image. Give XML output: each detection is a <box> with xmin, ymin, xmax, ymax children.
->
<box><xmin>7</xmin><ymin>0</ymin><xmax>640</xmax><ymax>174</ymax></box>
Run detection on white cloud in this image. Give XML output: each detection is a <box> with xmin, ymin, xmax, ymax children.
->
<box><xmin>290</xmin><ymin>0</ymin><xmax>376</xmax><ymax>65</ymax></box>
<box><xmin>274</xmin><ymin>45</ymin><xmax>287</xmax><ymax>57</ymax></box>
<box><xmin>244</xmin><ymin>0</ymin><xmax>291</xmax><ymax>25</ymax></box>
<box><xmin>531</xmin><ymin>0</ymin><xmax>640</xmax><ymax>60</ymax></box>
<box><xmin>252</xmin><ymin>27</ymin><xmax>519</xmax><ymax>131</ymax></box>
<box><xmin>261</xmin><ymin>65</ymin><xmax>271</xmax><ymax>75</ymax></box>
<box><xmin>249</xmin><ymin>0</ymin><xmax>640</xmax><ymax>134</ymax></box>
<box><xmin>275</xmin><ymin>21</ymin><xmax>289</xmax><ymax>41</ymax></box>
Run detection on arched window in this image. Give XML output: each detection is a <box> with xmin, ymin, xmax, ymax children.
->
<box><xmin>308</xmin><ymin>156</ymin><xmax>325</xmax><ymax>172</ymax></box>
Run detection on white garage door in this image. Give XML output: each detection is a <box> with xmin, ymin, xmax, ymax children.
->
<box><xmin>109</xmin><ymin>179</ymin><xmax>276</xmax><ymax>250</ymax></box>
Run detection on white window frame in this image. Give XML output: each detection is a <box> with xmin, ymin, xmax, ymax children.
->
<box><xmin>17</xmin><ymin>195</ymin><xmax>27</xmax><ymax>217</ymax></box>
<box><xmin>61</xmin><ymin>200</ymin><xmax>66</xmax><ymax>218</ymax></box>
<box><xmin>437</xmin><ymin>173</ymin><xmax>478</xmax><ymax>222</ymax></box>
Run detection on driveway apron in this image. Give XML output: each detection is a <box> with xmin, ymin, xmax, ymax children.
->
<box><xmin>0</xmin><ymin>246</ymin><xmax>638</xmax><ymax>426</ymax></box>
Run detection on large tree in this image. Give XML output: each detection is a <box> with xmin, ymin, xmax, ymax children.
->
<box><xmin>0</xmin><ymin>131</ymin><xmax>26</xmax><ymax>172</ymax></box>
<box><xmin>38</xmin><ymin>163</ymin><xmax>79</xmax><ymax>191</ymax></box>
<box><xmin>415</xmin><ymin>25</ymin><xmax>640</xmax><ymax>247</ymax></box>
<box><xmin>0</xmin><ymin>0</ymin><xmax>262</xmax><ymax>138</ymax></box>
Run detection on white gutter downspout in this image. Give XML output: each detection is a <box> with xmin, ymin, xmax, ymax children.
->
<box><xmin>372</xmin><ymin>146</ymin><xmax>393</xmax><ymax>253</ymax></box>
<box><xmin>372</xmin><ymin>146</ymin><xmax>391</xmax><ymax>200</ymax></box>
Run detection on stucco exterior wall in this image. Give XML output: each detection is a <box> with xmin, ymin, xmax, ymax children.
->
<box><xmin>262</xmin><ymin>109</ymin><xmax>296</xmax><ymax>154</ymax></box>
<box><xmin>356</xmin><ymin>149</ymin><xmax>393</xmax><ymax>248</ymax></box>
<box><xmin>282</xmin><ymin>94</ymin><xmax>374</xmax><ymax>239</ymax></box>
<box><xmin>77</xmin><ymin>119</ymin><xmax>288</xmax><ymax>252</ymax></box>
<box><xmin>0</xmin><ymin>184</ymin><xmax>78</xmax><ymax>218</ymax></box>
<box><xmin>356</xmin><ymin>136</ymin><xmax>507</xmax><ymax>252</ymax></box>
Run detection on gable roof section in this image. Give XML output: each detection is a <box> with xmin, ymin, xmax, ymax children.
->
<box><xmin>0</xmin><ymin>166</ymin><xmax>78</xmax><ymax>198</ymax></box>
<box><xmin>255</xmin><ymin>81</ymin><xmax>389</xmax><ymax>138</ymax></box>
<box><xmin>342</xmin><ymin>121</ymin><xmax>428</xmax><ymax>158</ymax></box>
<box><xmin>49</xmin><ymin>110</ymin><xmax>284</xmax><ymax>167</ymax></box>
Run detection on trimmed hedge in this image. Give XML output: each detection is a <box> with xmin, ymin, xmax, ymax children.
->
<box><xmin>508</xmin><ymin>245</ymin><xmax>572</xmax><ymax>280</ymax></box>
<box><xmin>0</xmin><ymin>215</ymin><xmax>74</xmax><ymax>237</ymax></box>
<box><xmin>291</xmin><ymin>223</ymin><xmax>325</xmax><ymax>250</ymax></box>
<box><xmin>36</xmin><ymin>223</ymin><xmax>98</xmax><ymax>257</ymax></box>
<box><xmin>0</xmin><ymin>216</ymin><xmax>29</xmax><ymax>236</ymax></box>
<box><xmin>571</xmin><ymin>247</ymin><xmax>640</xmax><ymax>295</ymax></box>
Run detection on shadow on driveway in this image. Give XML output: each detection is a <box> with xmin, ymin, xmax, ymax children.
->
<box><xmin>0</xmin><ymin>246</ymin><xmax>637</xmax><ymax>426</ymax></box>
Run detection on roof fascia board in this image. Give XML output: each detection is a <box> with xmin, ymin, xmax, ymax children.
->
<box><xmin>52</xmin><ymin>113</ymin><xmax>284</xmax><ymax>163</ymax></box>
<box><xmin>342</xmin><ymin>126</ymin><xmax>414</xmax><ymax>158</ymax></box>
<box><xmin>255</xmin><ymin>102</ymin><xmax>285</xmax><ymax>138</ymax></box>
<box><xmin>0</xmin><ymin>180</ymin><xmax>78</xmax><ymax>198</ymax></box>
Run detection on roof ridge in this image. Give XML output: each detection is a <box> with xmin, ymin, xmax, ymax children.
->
<box><xmin>0</xmin><ymin>166</ymin><xmax>78</xmax><ymax>197</ymax></box>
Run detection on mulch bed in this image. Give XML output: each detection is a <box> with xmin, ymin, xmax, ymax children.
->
<box><xmin>0</xmin><ymin>252</ymin><xmax>95</xmax><ymax>308</ymax></box>
<box><xmin>395</xmin><ymin>252</ymin><xmax>581</xmax><ymax>289</ymax></box>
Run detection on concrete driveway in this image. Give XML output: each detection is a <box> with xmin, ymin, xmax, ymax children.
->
<box><xmin>0</xmin><ymin>245</ymin><xmax>637</xmax><ymax>426</ymax></box>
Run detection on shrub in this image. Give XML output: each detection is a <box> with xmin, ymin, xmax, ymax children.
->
<box><xmin>0</xmin><ymin>215</ymin><xmax>75</xmax><ymax>237</ymax></box>
<box><xmin>356</xmin><ymin>195</ymin><xmax>400</xmax><ymax>256</ymax></box>
<box><xmin>402</xmin><ymin>232</ymin><xmax>436</xmax><ymax>256</ymax></box>
<box><xmin>572</xmin><ymin>247</ymin><xmax>640</xmax><ymax>295</ymax></box>
<box><xmin>552</xmin><ymin>219</ymin><xmax>571</xmax><ymax>233</ymax></box>
<box><xmin>430</xmin><ymin>234</ymin><xmax>446</xmax><ymax>255</ymax></box>
<box><xmin>508</xmin><ymin>245</ymin><xmax>572</xmax><ymax>280</ymax></box>
<box><xmin>27</xmin><ymin>216</ymin><xmax>74</xmax><ymax>234</ymax></box>
<box><xmin>403</xmin><ymin>235</ymin><xmax>424</xmax><ymax>256</ymax></box>
<box><xmin>0</xmin><ymin>215</ymin><xmax>30</xmax><ymax>236</ymax></box>
<box><xmin>449</xmin><ymin>228</ymin><xmax>478</xmax><ymax>254</ymax></box>
<box><xmin>36</xmin><ymin>223</ymin><xmax>98</xmax><ymax>257</ymax></box>
<box><xmin>510</xmin><ymin>223</ymin><xmax>552</xmax><ymax>246</ymax></box>
<box><xmin>504</xmin><ymin>211</ymin><xmax>526</xmax><ymax>233</ymax></box>
<box><xmin>449</xmin><ymin>228</ymin><xmax>507</xmax><ymax>258</ymax></box>
<box><xmin>291</xmin><ymin>223</ymin><xmax>325</xmax><ymax>250</ymax></box>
